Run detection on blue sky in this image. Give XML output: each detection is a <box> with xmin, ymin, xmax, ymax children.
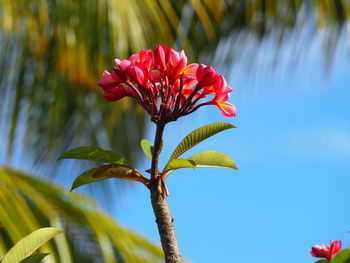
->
<box><xmin>112</xmin><ymin>36</ymin><xmax>350</xmax><ymax>262</ymax></box>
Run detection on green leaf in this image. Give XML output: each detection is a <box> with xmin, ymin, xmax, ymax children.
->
<box><xmin>169</xmin><ymin>122</ymin><xmax>235</xmax><ymax>160</ymax></box>
<box><xmin>315</xmin><ymin>260</ymin><xmax>329</xmax><ymax>263</ymax></box>
<box><xmin>140</xmin><ymin>139</ymin><xmax>153</xmax><ymax>160</ymax></box>
<box><xmin>140</xmin><ymin>139</ymin><xmax>164</xmax><ymax>160</ymax></box>
<box><xmin>332</xmin><ymin>249</ymin><xmax>350</xmax><ymax>263</ymax></box>
<box><xmin>165</xmin><ymin>159</ymin><xmax>196</xmax><ymax>171</ymax></box>
<box><xmin>163</xmin><ymin>151</ymin><xmax>238</xmax><ymax>173</ymax></box>
<box><xmin>1</xmin><ymin>228</ymin><xmax>62</xmax><ymax>263</ymax></box>
<box><xmin>71</xmin><ymin>164</ymin><xmax>148</xmax><ymax>191</ymax></box>
<box><xmin>19</xmin><ymin>253</ymin><xmax>49</xmax><ymax>263</ymax></box>
<box><xmin>57</xmin><ymin>146</ymin><xmax>130</xmax><ymax>167</ymax></box>
<box><xmin>187</xmin><ymin>151</ymin><xmax>238</xmax><ymax>170</ymax></box>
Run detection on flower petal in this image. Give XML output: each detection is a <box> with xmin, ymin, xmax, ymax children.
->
<box><xmin>310</xmin><ymin>243</ymin><xmax>332</xmax><ymax>260</ymax></box>
<box><xmin>330</xmin><ymin>240</ymin><xmax>342</xmax><ymax>258</ymax></box>
<box><xmin>214</xmin><ymin>101</ymin><xmax>236</xmax><ymax>117</ymax></box>
<box><xmin>98</xmin><ymin>71</ymin><xmax>122</xmax><ymax>90</ymax></box>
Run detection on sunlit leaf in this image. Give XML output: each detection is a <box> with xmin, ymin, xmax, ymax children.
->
<box><xmin>187</xmin><ymin>151</ymin><xmax>238</xmax><ymax>170</ymax></box>
<box><xmin>57</xmin><ymin>146</ymin><xmax>130</xmax><ymax>167</ymax></box>
<box><xmin>71</xmin><ymin>164</ymin><xmax>148</xmax><ymax>191</ymax></box>
<box><xmin>19</xmin><ymin>253</ymin><xmax>49</xmax><ymax>263</ymax></box>
<box><xmin>332</xmin><ymin>249</ymin><xmax>350</xmax><ymax>263</ymax></box>
<box><xmin>140</xmin><ymin>139</ymin><xmax>164</xmax><ymax>161</ymax></box>
<box><xmin>169</xmin><ymin>122</ymin><xmax>235</xmax><ymax>160</ymax></box>
<box><xmin>164</xmin><ymin>159</ymin><xmax>196</xmax><ymax>171</ymax></box>
<box><xmin>1</xmin><ymin>228</ymin><xmax>62</xmax><ymax>263</ymax></box>
<box><xmin>140</xmin><ymin>139</ymin><xmax>153</xmax><ymax>160</ymax></box>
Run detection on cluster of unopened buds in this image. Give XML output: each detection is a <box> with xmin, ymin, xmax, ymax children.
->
<box><xmin>311</xmin><ymin>240</ymin><xmax>342</xmax><ymax>261</ymax></box>
<box><xmin>98</xmin><ymin>45</ymin><xmax>236</xmax><ymax>124</ymax></box>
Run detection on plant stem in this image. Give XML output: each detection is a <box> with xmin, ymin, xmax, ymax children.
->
<box><xmin>150</xmin><ymin>123</ymin><xmax>184</xmax><ymax>263</ymax></box>
<box><xmin>150</xmin><ymin>122</ymin><xmax>165</xmax><ymax>180</ymax></box>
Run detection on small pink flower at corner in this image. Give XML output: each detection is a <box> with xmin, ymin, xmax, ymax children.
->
<box><xmin>310</xmin><ymin>240</ymin><xmax>342</xmax><ymax>261</ymax></box>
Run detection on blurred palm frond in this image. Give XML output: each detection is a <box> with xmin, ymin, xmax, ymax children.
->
<box><xmin>0</xmin><ymin>167</ymin><xmax>163</xmax><ymax>263</ymax></box>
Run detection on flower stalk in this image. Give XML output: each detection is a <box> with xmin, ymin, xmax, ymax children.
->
<box><xmin>150</xmin><ymin>122</ymin><xmax>184</xmax><ymax>263</ymax></box>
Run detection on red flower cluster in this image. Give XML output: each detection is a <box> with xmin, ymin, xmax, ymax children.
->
<box><xmin>98</xmin><ymin>45</ymin><xmax>236</xmax><ymax>123</ymax></box>
<box><xmin>310</xmin><ymin>240</ymin><xmax>342</xmax><ymax>261</ymax></box>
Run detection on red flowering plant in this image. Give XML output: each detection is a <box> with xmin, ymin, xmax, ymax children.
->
<box><xmin>310</xmin><ymin>240</ymin><xmax>350</xmax><ymax>263</ymax></box>
<box><xmin>58</xmin><ymin>46</ymin><xmax>238</xmax><ymax>263</ymax></box>
<box><xmin>98</xmin><ymin>46</ymin><xmax>235</xmax><ymax>123</ymax></box>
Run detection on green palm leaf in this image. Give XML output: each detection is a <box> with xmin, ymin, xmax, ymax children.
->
<box><xmin>19</xmin><ymin>253</ymin><xmax>49</xmax><ymax>263</ymax></box>
<box><xmin>0</xmin><ymin>167</ymin><xmax>163</xmax><ymax>263</ymax></box>
<box><xmin>2</xmin><ymin>228</ymin><xmax>61</xmax><ymax>263</ymax></box>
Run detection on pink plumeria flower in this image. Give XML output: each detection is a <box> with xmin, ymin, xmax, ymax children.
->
<box><xmin>310</xmin><ymin>240</ymin><xmax>342</xmax><ymax>261</ymax></box>
<box><xmin>98</xmin><ymin>45</ymin><xmax>236</xmax><ymax>123</ymax></box>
